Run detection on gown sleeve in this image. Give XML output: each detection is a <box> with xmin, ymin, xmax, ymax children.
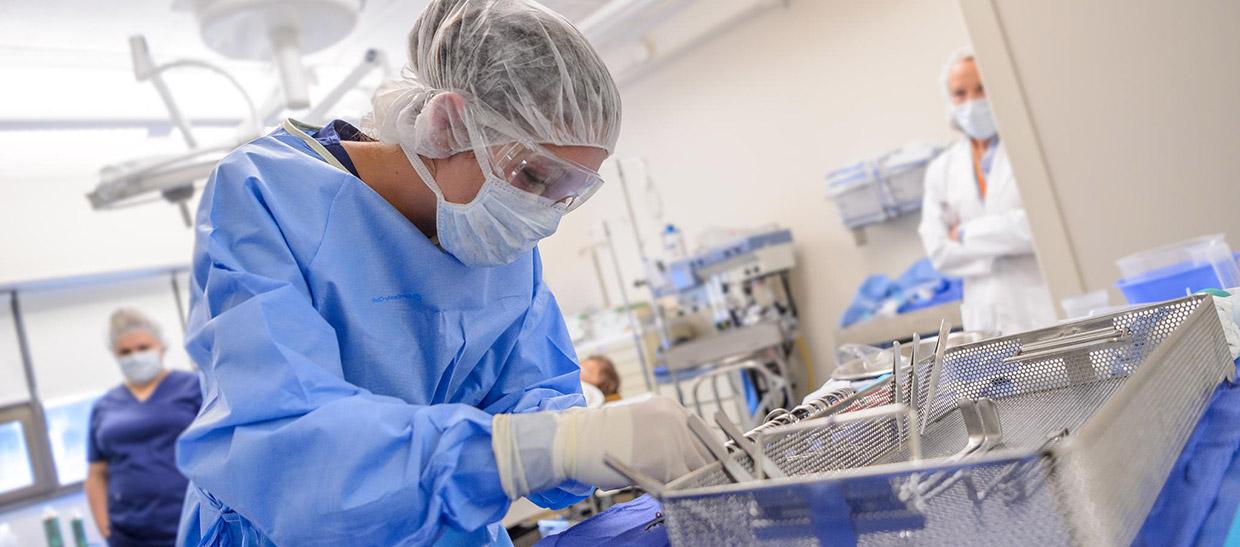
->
<box><xmin>956</xmin><ymin>208</ymin><xmax>1036</xmax><ymax>259</ymax></box>
<box><xmin>919</xmin><ymin>151</ymin><xmax>994</xmax><ymax>278</ymax></box>
<box><xmin>478</xmin><ymin>249</ymin><xmax>594</xmax><ymax>508</ymax></box>
<box><xmin>176</xmin><ymin>150</ymin><xmax>513</xmax><ymax>546</ymax></box>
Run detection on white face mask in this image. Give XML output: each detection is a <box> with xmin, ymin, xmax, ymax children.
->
<box><xmin>953</xmin><ymin>99</ymin><xmax>998</xmax><ymax>141</ymax></box>
<box><xmin>404</xmin><ymin>147</ymin><xmax>565</xmax><ymax>267</ymax></box>
<box><xmin>118</xmin><ymin>349</ymin><xmax>163</xmax><ymax>385</ymax></box>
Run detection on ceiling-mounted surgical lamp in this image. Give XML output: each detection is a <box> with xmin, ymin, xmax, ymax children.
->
<box><xmin>85</xmin><ymin>35</ymin><xmax>260</xmax><ymax>226</ymax></box>
<box><xmin>88</xmin><ymin>1</ymin><xmax>373</xmax><ymax>226</ymax></box>
<box><xmin>189</xmin><ymin>0</ymin><xmax>364</xmax><ymax>110</ymax></box>
<box><xmin>86</xmin><ymin>36</ymin><xmax>385</xmax><ymax>227</ymax></box>
<box><xmin>87</xmin><ymin>148</ymin><xmax>229</xmax><ymax>218</ymax></box>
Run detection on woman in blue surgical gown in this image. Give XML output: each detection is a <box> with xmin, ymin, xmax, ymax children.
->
<box><xmin>175</xmin><ymin>1</ymin><xmax>711</xmax><ymax>545</ymax></box>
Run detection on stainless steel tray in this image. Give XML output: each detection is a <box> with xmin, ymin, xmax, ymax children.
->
<box><xmin>658</xmin><ymin>295</ymin><xmax>1233</xmax><ymax>546</ymax></box>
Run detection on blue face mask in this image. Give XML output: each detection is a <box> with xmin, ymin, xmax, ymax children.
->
<box><xmin>953</xmin><ymin>99</ymin><xmax>998</xmax><ymax>141</ymax></box>
<box><xmin>118</xmin><ymin>349</ymin><xmax>163</xmax><ymax>384</ymax></box>
<box><xmin>406</xmin><ymin>150</ymin><xmax>565</xmax><ymax>267</ymax></box>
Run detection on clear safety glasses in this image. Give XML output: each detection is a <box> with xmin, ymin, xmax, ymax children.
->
<box><xmin>491</xmin><ymin>142</ymin><xmax>604</xmax><ymax>211</ymax></box>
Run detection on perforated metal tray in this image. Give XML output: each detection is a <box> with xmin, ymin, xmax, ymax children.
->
<box><xmin>659</xmin><ymin>295</ymin><xmax>1233</xmax><ymax>546</ymax></box>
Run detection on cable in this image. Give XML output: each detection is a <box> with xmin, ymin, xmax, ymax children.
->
<box><xmin>148</xmin><ymin>59</ymin><xmax>259</xmax><ymax>130</ymax></box>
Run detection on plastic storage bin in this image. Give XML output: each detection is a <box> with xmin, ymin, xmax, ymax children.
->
<box><xmin>826</xmin><ymin>161</ymin><xmax>886</xmax><ymax>228</ymax></box>
<box><xmin>1060</xmin><ymin>290</ymin><xmax>1111</xmax><ymax>319</ymax></box>
<box><xmin>1114</xmin><ymin>234</ymin><xmax>1240</xmax><ymax>304</ymax></box>
<box><xmin>879</xmin><ymin>142</ymin><xmax>942</xmax><ymax>214</ymax></box>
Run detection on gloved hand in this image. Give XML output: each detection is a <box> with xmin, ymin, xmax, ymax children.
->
<box><xmin>492</xmin><ymin>396</ymin><xmax>713</xmax><ymax>499</ymax></box>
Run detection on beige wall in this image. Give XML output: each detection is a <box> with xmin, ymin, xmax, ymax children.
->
<box><xmin>538</xmin><ymin>0</ymin><xmax>973</xmax><ymax>382</ymax></box>
<box><xmin>960</xmin><ymin>0</ymin><xmax>1240</xmax><ymax>305</ymax></box>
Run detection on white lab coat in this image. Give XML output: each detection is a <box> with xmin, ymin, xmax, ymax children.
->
<box><xmin>918</xmin><ymin>139</ymin><xmax>1056</xmax><ymax>334</ymax></box>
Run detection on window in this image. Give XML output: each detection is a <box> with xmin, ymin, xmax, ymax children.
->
<box><xmin>44</xmin><ymin>394</ymin><xmax>101</xmax><ymax>485</ymax></box>
<box><xmin>0</xmin><ymin>403</ymin><xmax>47</xmax><ymax>506</ymax></box>
<box><xmin>0</xmin><ymin>420</ymin><xmax>34</xmax><ymax>495</ymax></box>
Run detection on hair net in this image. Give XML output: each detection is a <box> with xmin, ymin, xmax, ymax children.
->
<box><xmin>939</xmin><ymin>47</ymin><xmax>976</xmax><ymax>131</ymax></box>
<box><xmin>107</xmin><ymin>307</ymin><xmax>165</xmax><ymax>351</ymax></box>
<box><xmin>939</xmin><ymin>47</ymin><xmax>976</xmax><ymax>100</ymax></box>
<box><xmin>363</xmin><ymin>0</ymin><xmax>622</xmax><ymax>161</ymax></box>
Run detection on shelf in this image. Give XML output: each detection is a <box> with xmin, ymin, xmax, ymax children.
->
<box><xmin>833</xmin><ymin>302</ymin><xmax>963</xmax><ymax>348</ymax></box>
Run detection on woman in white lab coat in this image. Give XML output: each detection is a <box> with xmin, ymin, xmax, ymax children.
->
<box><xmin>919</xmin><ymin>49</ymin><xmax>1056</xmax><ymax>334</ymax></box>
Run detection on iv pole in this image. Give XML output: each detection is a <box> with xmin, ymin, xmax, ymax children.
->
<box><xmin>614</xmin><ymin>160</ymin><xmax>674</xmax><ymax>351</ymax></box>
<box><xmin>600</xmin><ymin>220</ymin><xmax>654</xmax><ymax>391</ymax></box>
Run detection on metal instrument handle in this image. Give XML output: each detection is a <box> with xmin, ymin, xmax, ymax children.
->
<box><xmin>687</xmin><ymin>413</ymin><xmax>754</xmax><ymax>483</ymax></box>
<box><xmin>754</xmin><ymin>403</ymin><xmax>922</xmax><ymax>477</ymax></box>
<box><xmin>1003</xmin><ymin>334</ymin><xmax>1129</xmax><ymax>365</ymax></box>
<box><xmin>892</xmin><ymin>340</ymin><xmax>905</xmax><ymax>450</ymax></box>
<box><xmin>921</xmin><ymin>319</ymin><xmax>951</xmax><ymax>434</ymax></box>
<box><xmin>909</xmin><ymin>333</ymin><xmax>922</xmax><ymax>452</ymax></box>
<box><xmin>1018</xmin><ymin>326</ymin><xmax>1126</xmax><ymax>353</ymax></box>
<box><xmin>603</xmin><ymin>453</ymin><xmax>667</xmax><ymax>497</ymax></box>
<box><xmin>714</xmin><ymin>411</ymin><xmax>787</xmax><ymax>480</ymax></box>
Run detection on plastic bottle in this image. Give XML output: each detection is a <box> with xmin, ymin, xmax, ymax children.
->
<box><xmin>661</xmin><ymin>224</ymin><xmax>687</xmax><ymax>260</ymax></box>
<box><xmin>42</xmin><ymin>507</ymin><xmax>64</xmax><ymax>547</ymax></box>
<box><xmin>0</xmin><ymin>523</ymin><xmax>19</xmax><ymax>547</ymax></box>
<box><xmin>69</xmin><ymin>512</ymin><xmax>87</xmax><ymax>547</ymax></box>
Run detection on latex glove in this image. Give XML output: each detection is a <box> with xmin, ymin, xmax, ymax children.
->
<box><xmin>492</xmin><ymin>396</ymin><xmax>712</xmax><ymax>499</ymax></box>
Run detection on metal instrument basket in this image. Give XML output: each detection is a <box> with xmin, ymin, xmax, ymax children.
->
<box><xmin>658</xmin><ymin>295</ymin><xmax>1234</xmax><ymax>546</ymax></box>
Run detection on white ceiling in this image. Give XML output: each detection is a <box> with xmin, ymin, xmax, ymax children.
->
<box><xmin>0</xmin><ymin>0</ymin><xmax>612</xmax><ymax>183</ymax></box>
<box><xmin>0</xmin><ymin>0</ymin><xmax>609</xmax><ymax>70</ymax></box>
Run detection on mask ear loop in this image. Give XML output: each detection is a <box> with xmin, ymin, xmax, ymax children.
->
<box><xmin>401</xmin><ymin>90</ymin><xmax>493</xmax><ymax>203</ymax></box>
<box><xmin>461</xmin><ymin>102</ymin><xmax>555</xmax><ymax>185</ymax></box>
<box><xmin>399</xmin><ymin>141</ymin><xmax>446</xmax><ymax>202</ymax></box>
<box><xmin>398</xmin><ymin>144</ymin><xmax>451</xmax><ymax>247</ymax></box>
<box><xmin>463</xmin><ymin>106</ymin><xmax>504</xmax><ymax>179</ymax></box>
<box><xmin>404</xmin><ymin>100</ymin><xmax>503</xmax><ymax>209</ymax></box>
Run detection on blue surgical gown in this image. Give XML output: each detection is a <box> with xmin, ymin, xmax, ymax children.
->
<box><xmin>89</xmin><ymin>370</ymin><xmax>202</xmax><ymax>547</ymax></box>
<box><xmin>175</xmin><ymin>120</ymin><xmax>589</xmax><ymax>546</ymax></box>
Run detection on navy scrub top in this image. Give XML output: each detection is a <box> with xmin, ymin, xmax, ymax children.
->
<box><xmin>312</xmin><ymin>119</ymin><xmax>366</xmax><ymax>177</ymax></box>
<box><xmin>88</xmin><ymin>370</ymin><xmax>202</xmax><ymax>547</ymax></box>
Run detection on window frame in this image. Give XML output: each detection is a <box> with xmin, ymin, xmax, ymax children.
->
<box><xmin>0</xmin><ymin>400</ymin><xmax>55</xmax><ymax>506</ymax></box>
<box><xmin>0</xmin><ymin>289</ymin><xmax>61</xmax><ymax>506</ymax></box>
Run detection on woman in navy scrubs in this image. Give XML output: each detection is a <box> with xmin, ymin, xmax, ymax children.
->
<box><xmin>84</xmin><ymin>309</ymin><xmax>201</xmax><ymax>547</ymax></box>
